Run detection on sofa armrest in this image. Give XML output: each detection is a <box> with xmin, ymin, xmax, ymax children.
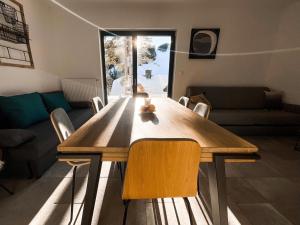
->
<box><xmin>283</xmin><ymin>103</ymin><xmax>300</xmax><ymax>114</ymax></box>
<box><xmin>0</xmin><ymin>129</ymin><xmax>36</xmax><ymax>148</ymax></box>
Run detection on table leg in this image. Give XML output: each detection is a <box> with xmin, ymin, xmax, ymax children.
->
<box><xmin>81</xmin><ymin>154</ymin><xmax>102</xmax><ymax>225</ymax></box>
<box><xmin>207</xmin><ymin>155</ymin><xmax>228</xmax><ymax>225</ymax></box>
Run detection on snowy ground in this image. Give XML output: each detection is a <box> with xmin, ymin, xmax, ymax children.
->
<box><xmin>110</xmin><ymin>74</ymin><xmax>167</xmax><ymax>97</ymax></box>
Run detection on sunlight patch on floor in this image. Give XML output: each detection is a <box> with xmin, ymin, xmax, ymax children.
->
<box><xmin>28</xmin><ymin>162</ymin><xmax>112</xmax><ymax>225</ymax></box>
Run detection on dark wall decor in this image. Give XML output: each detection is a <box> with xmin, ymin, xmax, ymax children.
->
<box><xmin>189</xmin><ymin>28</ymin><xmax>220</xmax><ymax>59</ymax></box>
<box><xmin>0</xmin><ymin>0</ymin><xmax>34</xmax><ymax>68</ymax></box>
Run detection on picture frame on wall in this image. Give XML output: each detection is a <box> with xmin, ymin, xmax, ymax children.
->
<box><xmin>189</xmin><ymin>28</ymin><xmax>220</xmax><ymax>59</ymax></box>
<box><xmin>0</xmin><ymin>0</ymin><xmax>34</xmax><ymax>68</ymax></box>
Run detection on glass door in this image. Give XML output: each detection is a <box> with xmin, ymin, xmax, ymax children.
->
<box><xmin>137</xmin><ymin>35</ymin><xmax>172</xmax><ymax>97</ymax></box>
<box><xmin>102</xmin><ymin>34</ymin><xmax>133</xmax><ymax>103</ymax></box>
<box><xmin>101</xmin><ymin>31</ymin><xmax>175</xmax><ymax>103</ymax></box>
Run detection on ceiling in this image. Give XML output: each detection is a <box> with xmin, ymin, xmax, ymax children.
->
<box><xmin>58</xmin><ymin>0</ymin><xmax>297</xmax><ymax>3</ymax></box>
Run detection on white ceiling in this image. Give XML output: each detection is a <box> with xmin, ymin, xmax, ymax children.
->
<box><xmin>58</xmin><ymin>0</ymin><xmax>297</xmax><ymax>3</ymax></box>
<box><xmin>56</xmin><ymin>0</ymin><xmax>298</xmax><ymax>9</ymax></box>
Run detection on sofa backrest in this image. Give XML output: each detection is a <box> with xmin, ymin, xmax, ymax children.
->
<box><xmin>186</xmin><ymin>86</ymin><xmax>269</xmax><ymax>109</ymax></box>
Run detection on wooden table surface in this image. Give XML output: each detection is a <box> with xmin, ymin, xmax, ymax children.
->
<box><xmin>58</xmin><ymin>97</ymin><xmax>258</xmax><ymax>162</ymax></box>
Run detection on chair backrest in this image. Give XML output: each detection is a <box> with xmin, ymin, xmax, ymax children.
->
<box><xmin>178</xmin><ymin>96</ymin><xmax>189</xmax><ymax>107</ymax></box>
<box><xmin>50</xmin><ymin>108</ymin><xmax>75</xmax><ymax>143</ymax></box>
<box><xmin>122</xmin><ymin>139</ymin><xmax>201</xmax><ymax>200</ymax></box>
<box><xmin>193</xmin><ymin>102</ymin><xmax>210</xmax><ymax>119</ymax></box>
<box><xmin>91</xmin><ymin>96</ymin><xmax>104</xmax><ymax>114</ymax></box>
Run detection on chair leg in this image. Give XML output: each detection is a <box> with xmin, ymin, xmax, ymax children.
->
<box><xmin>69</xmin><ymin>166</ymin><xmax>77</xmax><ymax>224</ymax></box>
<box><xmin>122</xmin><ymin>200</ymin><xmax>130</xmax><ymax>225</ymax></box>
<box><xmin>0</xmin><ymin>183</ymin><xmax>13</xmax><ymax>195</ymax></box>
<box><xmin>184</xmin><ymin>197</ymin><xmax>193</xmax><ymax>225</ymax></box>
<box><xmin>197</xmin><ymin>168</ymin><xmax>200</xmax><ymax>197</ymax></box>
<box><xmin>117</xmin><ymin>162</ymin><xmax>123</xmax><ymax>183</ymax></box>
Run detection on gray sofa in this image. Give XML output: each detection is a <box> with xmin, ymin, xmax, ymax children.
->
<box><xmin>1</xmin><ymin>103</ymin><xmax>92</xmax><ymax>178</ymax></box>
<box><xmin>187</xmin><ymin>86</ymin><xmax>300</xmax><ymax>135</ymax></box>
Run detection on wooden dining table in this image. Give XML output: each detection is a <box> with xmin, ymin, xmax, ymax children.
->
<box><xmin>58</xmin><ymin>97</ymin><xmax>258</xmax><ymax>225</ymax></box>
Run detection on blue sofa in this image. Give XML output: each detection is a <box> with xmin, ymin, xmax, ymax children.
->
<box><xmin>0</xmin><ymin>92</ymin><xmax>93</xmax><ymax>178</ymax></box>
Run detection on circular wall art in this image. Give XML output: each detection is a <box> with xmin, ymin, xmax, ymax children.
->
<box><xmin>189</xmin><ymin>28</ymin><xmax>220</xmax><ymax>59</ymax></box>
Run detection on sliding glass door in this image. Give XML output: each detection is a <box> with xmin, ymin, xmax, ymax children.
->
<box><xmin>100</xmin><ymin>31</ymin><xmax>175</xmax><ymax>103</ymax></box>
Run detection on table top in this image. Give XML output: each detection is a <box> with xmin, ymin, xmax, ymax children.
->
<box><xmin>58</xmin><ymin>97</ymin><xmax>257</xmax><ymax>155</ymax></box>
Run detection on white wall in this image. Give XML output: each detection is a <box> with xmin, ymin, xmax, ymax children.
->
<box><xmin>1</xmin><ymin>0</ymin><xmax>299</xmax><ymax>104</ymax></box>
<box><xmin>266</xmin><ymin>1</ymin><xmax>300</xmax><ymax>104</ymax></box>
<box><xmin>0</xmin><ymin>0</ymin><xmax>60</xmax><ymax>96</ymax></box>
<box><xmin>52</xmin><ymin>0</ymin><xmax>287</xmax><ymax>100</ymax></box>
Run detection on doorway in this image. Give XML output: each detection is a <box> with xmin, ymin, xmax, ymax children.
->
<box><xmin>100</xmin><ymin>30</ymin><xmax>176</xmax><ymax>103</ymax></box>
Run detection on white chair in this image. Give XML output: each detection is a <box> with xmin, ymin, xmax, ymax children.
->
<box><xmin>91</xmin><ymin>96</ymin><xmax>104</xmax><ymax>114</ymax></box>
<box><xmin>193</xmin><ymin>102</ymin><xmax>211</xmax><ymax>119</ymax></box>
<box><xmin>178</xmin><ymin>96</ymin><xmax>190</xmax><ymax>107</ymax></box>
<box><xmin>50</xmin><ymin>108</ymin><xmax>85</xmax><ymax>223</ymax></box>
<box><xmin>122</xmin><ymin>139</ymin><xmax>201</xmax><ymax>225</ymax></box>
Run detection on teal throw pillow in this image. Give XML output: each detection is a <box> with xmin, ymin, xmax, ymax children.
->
<box><xmin>40</xmin><ymin>92</ymin><xmax>72</xmax><ymax>113</ymax></box>
<box><xmin>0</xmin><ymin>92</ymin><xmax>49</xmax><ymax>128</ymax></box>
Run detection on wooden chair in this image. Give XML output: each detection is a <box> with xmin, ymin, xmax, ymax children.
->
<box><xmin>193</xmin><ymin>102</ymin><xmax>211</xmax><ymax>119</ymax></box>
<box><xmin>122</xmin><ymin>139</ymin><xmax>201</xmax><ymax>225</ymax></box>
<box><xmin>178</xmin><ymin>96</ymin><xmax>190</xmax><ymax>107</ymax></box>
<box><xmin>91</xmin><ymin>96</ymin><xmax>104</xmax><ymax>114</ymax></box>
<box><xmin>50</xmin><ymin>108</ymin><xmax>85</xmax><ymax>223</ymax></box>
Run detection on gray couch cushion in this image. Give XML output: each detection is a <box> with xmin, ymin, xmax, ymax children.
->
<box><xmin>210</xmin><ymin>110</ymin><xmax>300</xmax><ymax>126</ymax></box>
<box><xmin>265</xmin><ymin>90</ymin><xmax>283</xmax><ymax>109</ymax></box>
<box><xmin>8</xmin><ymin>120</ymin><xmax>57</xmax><ymax>160</ymax></box>
<box><xmin>7</xmin><ymin>108</ymin><xmax>92</xmax><ymax>161</ymax></box>
<box><xmin>187</xmin><ymin>87</ymin><xmax>267</xmax><ymax>109</ymax></box>
<box><xmin>0</xmin><ymin>129</ymin><xmax>36</xmax><ymax>148</ymax></box>
<box><xmin>68</xmin><ymin>108</ymin><xmax>93</xmax><ymax>129</ymax></box>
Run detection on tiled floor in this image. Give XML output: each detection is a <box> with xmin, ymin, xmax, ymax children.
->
<box><xmin>0</xmin><ymin>136</ymin><xmax>299</xmax><ymax>225</ymax></box>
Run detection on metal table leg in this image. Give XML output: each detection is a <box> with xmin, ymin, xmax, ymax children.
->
<box><xmin>207</xmin><ymin>155</ymin><xmax>228</xmax><ymax>225</ymax></box>
<box><xmin>81</xmin><ymin>154</ymin><xmax>102</xmax><ymax>225</ymax></box>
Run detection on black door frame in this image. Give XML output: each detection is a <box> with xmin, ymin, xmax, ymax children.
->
<box><xmin>100</xmin><ymin>30</ymin><xmax>176</xmax><ymax>104</ymax></box>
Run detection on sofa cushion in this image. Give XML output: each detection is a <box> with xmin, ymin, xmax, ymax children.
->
<box><xmin>187</xmin><ymin>87</ymin><xmax>267</xmax><ymax>109</ymax></box>
<box><xmin>210</xmin><ymin>110</ymin><xmax>300</xmax><ymax>126</ymax></box>
<box><xmin>8</xmin><ymin>120</ymin><xmax>57</xmax><ymax>160</ymax></box>
<box><xmin>0</xmin><ymin>129</ymin><xmax>36</xmax><ymax>148</ymax></box>
<box><xmin>265</xmin><ymin>90</ymin><xmax>283</xmax><ymax>109</ymax></box>
<box><xmin>0</xmin><ymin>93</ymin><xmax>49</xmax><ymax>128</ymax></box>
<box><xmin>68</xmin><ymin>108</ymin><xmax>93</xmax><ymax>129</ymax></box>
<box><xmin>41</xmin><ymin>92</ymin><xmax>72</xmax><ymax>113</ymax></box>
<box><xmin>0</xmin><ymin>111</ymin><xmax>9</xmax><ymax>129</ymax></box>
<box><xmin>7</xmin><ymin>108</ymin><xmax>92</xmax><ymax>161</ymax></box>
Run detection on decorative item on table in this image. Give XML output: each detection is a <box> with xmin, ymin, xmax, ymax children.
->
<box><xmin>140</xmin><ymin>97</ymin><xmax>156</xmax><ymax>113</ymax></box>
<box><xmin>189</xmin><ymin>28</ymin><xmax>220</xmax><ymax>59</ymax></box>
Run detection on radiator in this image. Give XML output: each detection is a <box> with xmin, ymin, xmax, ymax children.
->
<box><xmin>61</xmin><ymin>78</ymin><xmax>102</xmax><ymax>102</ymax></box>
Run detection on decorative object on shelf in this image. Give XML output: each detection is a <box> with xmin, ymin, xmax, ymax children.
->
<box><xmin>140</xmin><ymin>97</ymin><xmax>156</xmax><ymax>113</ymax></box>
<box><xmin>189</xmin><ymin>28</ymin><xmax>220</xmax><ymax>59</ymax></box>
<box><xmin>0</xmin><ymin>0</ymin><xmax>34</xmax><ymax>68</ymax></box>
